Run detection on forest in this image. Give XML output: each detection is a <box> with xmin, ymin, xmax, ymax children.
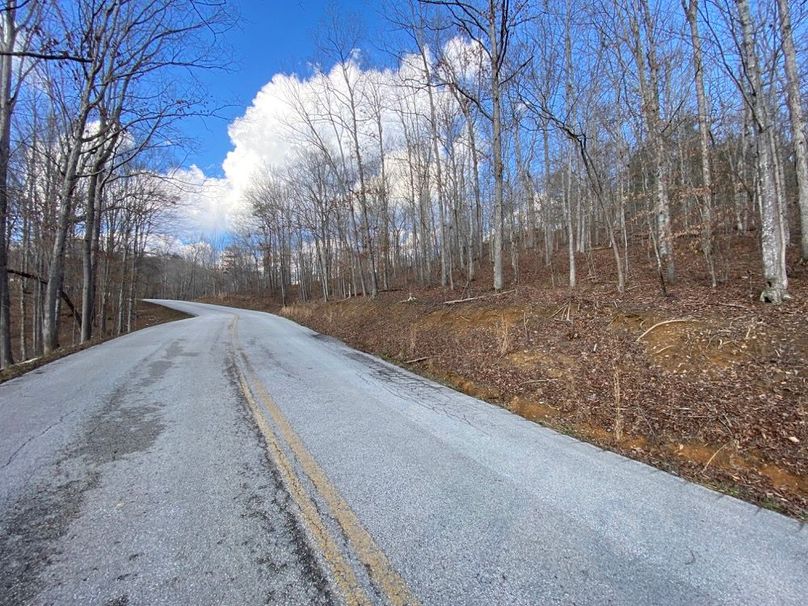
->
<box><xmin>0</xmin><ymin>0</ymin><xmax>229</xmax><ymax>368</ymax></box>
<box><xmin>157</xmin><ymin>0</ymin><xmax>808</xmax><ymax>314</ymax></box>
<box><xmin>1</xmin><ymin>0</ymin><xmax>806</xmax><ymax>364</ymax></box>
<box><xmin>0</xmin><ymin>0</ymin><xmax>806</xmax><ymax>515</ymax></box>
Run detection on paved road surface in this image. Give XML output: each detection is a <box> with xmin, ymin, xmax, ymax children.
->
<box><xmin>0</xmin><ymin>300</ymin><xmax>805</xmax><ymax>605</ymax></box>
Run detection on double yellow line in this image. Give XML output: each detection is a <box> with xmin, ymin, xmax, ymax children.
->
<box><xmin>230</xmin><ymin>317</ymin><xmax>419</xmax><ymax>606</ymax></box>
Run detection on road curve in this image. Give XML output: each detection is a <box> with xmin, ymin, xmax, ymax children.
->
<box><xmin>0</xmin><ymin>300</ymin><xmax>805</xmax><ymax>605</ymax></box>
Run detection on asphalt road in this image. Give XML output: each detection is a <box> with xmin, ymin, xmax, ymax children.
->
<box><xmin>0</xmin><ymin>300</ymin><xmax>805</xmax><ymax>605</ymax></box>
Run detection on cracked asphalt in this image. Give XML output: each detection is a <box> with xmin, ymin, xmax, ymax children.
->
<box><xmin>1</xmin><ymin>300</ymin><xmax>806</xmax><ymax>605</ymax></box>
<box><xmin>0</xmin><ymin>308</ymin><xmax>332</xmax><ymax>606</ymax></box>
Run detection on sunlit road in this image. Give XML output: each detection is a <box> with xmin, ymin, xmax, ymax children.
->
<box><xmin>1</xmin><ymin>300</ymin><xmax>805</xmax><ymax>605</ymax></box>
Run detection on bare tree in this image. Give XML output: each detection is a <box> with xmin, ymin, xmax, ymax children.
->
<box><xmin>776</xmin><ymin>0</ymin><xmax>808</xmax><ymax>262</ymax></box>
<box><xmin>0</xmin><ymin>0</ymin><xmax>46</xmax><ymax>367</ymax></box>
<box><xmin>625</xmin><ymin>0</ymin><xmax>676</xmax><ymax>286</ymax></box>
<box><xmin>38</xmin><ymin>0</ymin><xmax>226</xmax><ymax>352</ymax></box>
<box><xmin>683</xmin><ymin>0</ymin><xmax>717</xmax><ymax>287</ymax></box>
<box><xmin>0</xmin><ymin>1</ymin><xmax>21</xmax><ymax>367</ymax></box>
<box><xmin>735</xmin><ymin>0</ymin><xmax>790</xmax><ymax>302</ymax></box>
<box><xmin>421</xmin><ymin>0</ymin><xmax>530</xmax><ymax>291</ymax></box>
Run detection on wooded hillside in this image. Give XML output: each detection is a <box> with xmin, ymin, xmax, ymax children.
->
<box><xmin>0</xmin><ymin>0</ymin><xmax>227</xmax><ymax>367</ymax></box>
<box><xmin>167</xmin><ymin>0</ymin><xmax>808</xmax><ymax>313</ymax></box>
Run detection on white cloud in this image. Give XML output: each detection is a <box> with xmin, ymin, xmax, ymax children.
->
<box><xmin>174</xmin><ymin>37</ymin><xmax>477</xmax><ymax>243</ymax></box>
<box><xmin>166</xmin><ymin>165</ymin><xmax>240</xmax><ymax>240</ymax></box>
<box><xmin>440</xmin><ymin>36</ymin><xmax>486</xmax><ymax>83</ymax></box>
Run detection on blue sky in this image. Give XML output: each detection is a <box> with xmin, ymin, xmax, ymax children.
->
<box><xmin>182</xmin><ymin>0</ymin><xmax>391</xmax><ymax>178</ymax></box>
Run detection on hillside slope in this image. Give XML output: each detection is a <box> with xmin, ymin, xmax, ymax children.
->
<box><xmin>207</xmin><ymin>239</ymin><xmax>808</xmax><ymax>518</ymax></box>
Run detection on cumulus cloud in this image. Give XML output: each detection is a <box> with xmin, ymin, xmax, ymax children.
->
<box><xmin>222</xmin><ymin>73</ymin><xmax>302</xmax><ymax>196</ymax></box>
<box><xmin>166</xmin><ymin>165</ymin><xmax>241</xmax><ymax>240</ymax></box>
<box><xmin>175</xmin><ymin>37</ymin><xmax>479</xmax><ymax>243</ymax></box>
<box><xmin>440</xmin><ymin>36</ymin><xmax>486</xmax><ymax>83</ymax></box>
<box><xmin>221</xmin><ymin>57</ymin><xmax>414</xmax><ymax>200</ymax></box>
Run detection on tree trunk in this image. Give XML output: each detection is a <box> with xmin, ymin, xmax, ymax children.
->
<box><xmin>80</xmin><ymin>159</ymin><xmax>101</xmax><ymax>342</ymax></box>
<box><xmin>736</xmin><ymin>0</ymin><xmax>789</xmax><ymax>302</ymax></box>
<box><xmin>630</xmin><ymin>0</ymin><xmax>675</xmax><ymax>285</ymax></box>
<box><xmin>684</xmin><ymin>0</ymin><xmax>716</xmax><ymax>286</ymax></box>
<box><xmin>490</xmin><ymin>6</ymin><xmax>504</xmax><ymax>291</ymax></box>
<box><xmin>0</xmin><ymin>4</ymin><xmax>17</xmax><ymax>368</ymax></box>
<box><xmin>777</xmin><ymin>0</ymin><xmax>808</xmax><ymax>261</ymax></box>
<box><xmin>564</xmin><ymin>149</ymin><xmax>576</xmax><ymax>288</ymax></box>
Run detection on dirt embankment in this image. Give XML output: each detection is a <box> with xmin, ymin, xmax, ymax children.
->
<box><xmin>205</xmin><ymin>238</ymin><xmax>807</xmax><ymax>518</ymax></box>
<box><xmin>263</xmin><ymin>285</ymin><xmax>805</xmax><ymax>519</ymax></box>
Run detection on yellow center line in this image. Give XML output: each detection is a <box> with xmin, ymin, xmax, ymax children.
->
<box><xmin>236</xmin><ymin>368</ymin><xmax>371</xmax><ymax>606</ymax></box>
<box><xmin>230</xmin><ymin>316</ymin><xmax>420</xmax><ymax>606</ymax></box>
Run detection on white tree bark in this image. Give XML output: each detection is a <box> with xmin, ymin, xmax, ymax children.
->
<box><xmin>629</xmin><ymin>0</ymin><xmax>675</xmax><ymax>285</ymax></box>
<box><xmin>736</xmin><ymin>0</ymin><xmax>790</xmax><ymax>302</ymax></box>
<box><xmin>683</xmin><ymin>0</ymin><xmax>716</xmax><ymax>287</ymax></box>
<box><xmin>776</xmin><ymin>0</ymin><xmax>808</xmax><ymax>261</ymax></box>
<box><xmin>489</xmin><ymin>0</ymin><xmax>504</xmax><ymax>291</ymax></box>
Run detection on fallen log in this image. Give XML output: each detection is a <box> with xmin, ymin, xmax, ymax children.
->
<box><xmin>635</xmin><ymin>317</ymin><xmax>694</xmax><ymax>343</ymax></box>
<box><xmin>443</xmin><ymin>289</ymin><xmax>515</xmax><ymax>306</ymax></box>
<box><xmin>404</xmin><ymin>356</ymin><xmax>431</xmax><ymax>364</ymax></box>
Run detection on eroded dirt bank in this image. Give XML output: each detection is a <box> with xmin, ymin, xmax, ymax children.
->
<box><xmin>285</xmin><ymin>292</ymin><xmax>807</xmax><ymax>517</ymax></box>
<box><xmin>207</xmin><ymin>282</ymin><xmax>806</xmax><ymax>519</ymax></box>
<box><xmin>204</xmin><ymin>238</ymin><xmax>807</xmax><ymax>519</ymax></box>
